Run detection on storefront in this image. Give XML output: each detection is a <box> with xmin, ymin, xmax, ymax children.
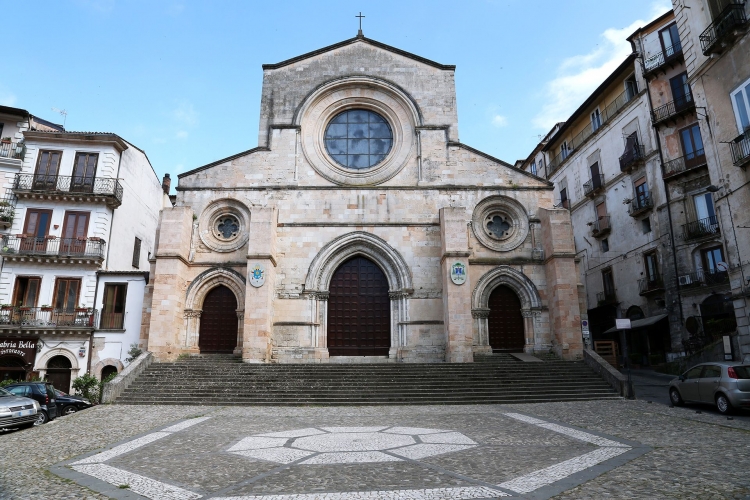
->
<box><xmin>0</xmin><ymin>338</ymin><xmax>37</xmax><ymax>382</ymax></box>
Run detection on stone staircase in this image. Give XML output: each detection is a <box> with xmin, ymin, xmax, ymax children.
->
<box><xmin>115</xmin><ymin>354</ymin><xmax>619</xmax><ymax>406</ymax></box>
<box><xmin>115</xmin><ymin>353</ymin><xmax>619</xmax><ymax>406</ymax></box>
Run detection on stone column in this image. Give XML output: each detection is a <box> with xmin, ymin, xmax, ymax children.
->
<box><xmin>243</xmin><ymin>207</ymin><xmax>277</xmax><ymax>363</ymax></box>
<box><xmin>471</xmin><ymin>308</ymin><xmax>492</xmax><ymax>355</ymax></box>
<box><xmin>235</xmin><ymin>310</ymin><xmax>244</xmax><ymax>355</ymax></box>
<box><xmin>183</xmin><ymin>309</ymin><xmax>202</xmax><ymax>353</ymax></box>
<box><xmin>522</xmin><ymin>310</ymin><xmax>535</xmax><ymax>354</ymax></box>
<box><xmin>439</xmin><ymin>207</ymin><xmax>474</xmax><ymax>363</ymax></box>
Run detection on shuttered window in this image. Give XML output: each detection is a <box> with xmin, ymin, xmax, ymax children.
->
<box><xmin>132</xmin><ymin>237</ymin><xmax>141</xmax><ymax>269</ymax></box>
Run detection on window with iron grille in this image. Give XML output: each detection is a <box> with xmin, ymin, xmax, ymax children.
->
<box><xmin>132</xmin><ymin>237</ymin><xmax>141</xmax><ymax>269</ymax></box>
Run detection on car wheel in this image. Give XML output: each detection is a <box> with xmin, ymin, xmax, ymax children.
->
<box><xmin>669</xmin><ymin>388</ymin><xmax>684</xmax><ymax>406</ymax></box>
<box><xmin>35</xmin><ymin>411</ymin><xmax>49</xmax><ymax>425</ymax></box>
<box><xmin>62</xmin><ymin>405</ymin><xmax>77</xmax><ymax>416</ymax></box>
<box><xmin>716</xmin><ymin>394</ymin><xmax>733</xmax><ymax>415</ymax></box>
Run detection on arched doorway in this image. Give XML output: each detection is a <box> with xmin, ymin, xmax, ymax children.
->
<box><xmin>101</xmin><ymin>365</ymin><xmax>118</xmax><ymax>380</ymax></box>
<box><xmin>199</xmin><ymin>285</ymin><xmax>239</xmax><ymax>353</ymax></box>
<box><xmin>46</xmin><ymin>355</ymin><xmax>72</xmax><ymax>392</ymax></box>
<box><xmin>487</xmin><ymin>285</ymin><xmax>525</xmax><ymax>352</ymax></box>
<box><xmin>0</xmin><ymin>356</ymin><xmax>27</xmax><ymax>383</ymax></box>
<box><xmin>328</xmin><ymin>256</ymin><xmax>390</xmax><ymax>356</ymax></box>
<box><xmin>700</xmin><ymin>294</ymin><xmax>736</xmax><ymax>337</ymax></box>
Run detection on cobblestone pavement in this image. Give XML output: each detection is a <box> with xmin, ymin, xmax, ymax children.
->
<box><xmin>0</xmin><ymin>400</ymin><xmax>748</xmax><ymax>499</ymax></box>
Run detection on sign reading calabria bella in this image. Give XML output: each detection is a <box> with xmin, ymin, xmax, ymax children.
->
<box><xmin>249</xmin><ymin>263</ymin><xmax>266</xmax><ymax>288</ymax></box>
<box><xmin>450</xmin><ymin>262</ymin><xmax>467</xmax><ymax>285</ymax></box>
<box><xmin>0</xmin><ymin>338</ymin><xmax>37</xmax><ymax>364</ymax></box>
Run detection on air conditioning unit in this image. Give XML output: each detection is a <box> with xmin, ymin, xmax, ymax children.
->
<box><xmin>678</xmin><ymin>275</ymin><xmax>692</xmax><ymax>286</ymax></box>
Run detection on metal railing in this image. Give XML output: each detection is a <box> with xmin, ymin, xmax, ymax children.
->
<box><xmin>0</xmin><ymin>141</ymin><xmax>25</xmax><ymax>161</ymax></box>
<box><xmin>620</xmin><ymin>144</ymin><xmax>646</xmax><ymax>171</ymax></box>
<box><xmin>731</xmin><ymin>131</ymin><xmax>750</xmax><ymax>167</ymax></box>
<box><xmin>652</xmin><ymin>92</ymin><xmax>695</xmax><ymax>124</ymax></box>
<box><xmin>583</xmin><ymin>174</ymin><xmax>605</xmax><ymax>197</ymax></box>
<box><xmin>700</xmin><ymin>2</ymin><xmax>748</xmax><ymax>55</ymax></box>
<box><xmin>639</xmin><ymin>274</ymin><xmax>664</xmax><ymax>294</ymax></box>
<box><xmin>644</xmin><ymin>41</ymin><xmax>683</xmax><ymax>73</ymax></box>
<box><xmin>0</xmin><ymin>193</ymin><xmax>16</xmax><ymax>226</ymax></box>
<box><xmin>0</xmin><ymin>307</ymin><xmax>98</xmax><ymax>328</ymax></box>
<box><xmin>597</xmin><ymin>290</ymin><xmax>618</xmax><ymax>305</ymax></box>
<box><xmin>591</xmin><ymin>216</ymin><xmax>611</xmax><ymax>236</ymax></box>
<box><xmin>661</xmin><ymin>149</ymin><xmax>707</xmax><ymax>179</ymax></box>
<box><xmin>100</xmin><ymin>312</ymin><xmax>125</xmax><ymax>329</ymax></box>
<box><xmin>13</xmin><ymin>174</ymin><xmax>123</xmax><ymax>203</ymax></box>
<box><xmin>548</xmin><ymin>87</ymin><xmax>639</xmax><ymax>174</ymax></box>
<box><xmin>682</xmin><ymin>215</ymin><xmax>720</xmax><ymax>240</ymax></box>
<box><xmin>0</xmin><ymin>236</ymin><xmax>106</xmax><ymax>259</ymax></box>
<box><xmin>678</xmin><ymin>269</ymin><xmax>730</xmax><ymax>288</ymax></box>
<box><xmin>629</xmin><ymin>193</ymin><xmax>653</xmax><ymax>216</ymax></box>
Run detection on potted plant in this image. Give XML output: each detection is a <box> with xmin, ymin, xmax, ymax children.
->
<box><xmin>1</xmin><ymin>137</ymin><xmax>11</xmax><ymax>144</ymax></box>
<box><xmin>75</xmin><ymin>304</ymin><xmax>90</xmax><ymax>312</ymax></box>
<box><xmin>0</xmin><ymin>304</ymin><xmax>12</xmax><ymax>310</ymax></box>
<box><xmin>40</xmin><ymin>304</ymin><xmax>52</xmax><ymax>312</ymax></box>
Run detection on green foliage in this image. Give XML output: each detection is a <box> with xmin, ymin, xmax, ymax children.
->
<box><xmin>0</xmin><ymin>379</ymin><xmax>16</xmax><ymax>388</ymax></box>
<box><xmin>125</xmin><ymin>343</ymin><xmax>143</xmax><ymax>363</ymax></box>
<box><xmin>72</xmin><ymin>374</ymin><xmax>101</xmax><ymax>403</ymax></box>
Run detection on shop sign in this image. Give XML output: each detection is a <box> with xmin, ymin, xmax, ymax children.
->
<box><xmin>0</xmin><ymin>338</ymin><xmax>37</xmax><ymax>364</ymax></box>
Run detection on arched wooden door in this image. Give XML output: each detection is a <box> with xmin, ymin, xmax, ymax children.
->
<box><xmin>199</xmin><ymin>285</ymin><xmax>238</xmax><ymax>353</ymax></box>
<box><xmin>46</xmin><ymin>355</ymin><xmax>72</xmax><ymax>392</ymax></box>
<box><xmin>488</xmin><ymin>285</ymin><xmax>525</xmax><ymax>352</ymax></box>
<box><xmin>328</xmin><ymin>256</ymin><xmax>390</xmax><ymax>356</ymax></box>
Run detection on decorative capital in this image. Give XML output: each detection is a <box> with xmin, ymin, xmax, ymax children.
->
<box><xmin>388</xmin><ymin>290</ymin><xmax>410</xmax><ymax>300</ymax></box>
<box><xmin>472</xmin><ymin>308</ymin><xmax>491</xmax><ymax>319</ymax></box>
<box><xmin>521</xmin><ymin>310</ymin><xmax>533</xmax><ymax>318</ymax></box>
<box><xmin>183</xmin><ymin>309</ymin><xmax>202</xmax><ymax>318</ymax></box>
<box><xmin>316</xmin><ymin>291</ymin><xmax>330</xmax><ymax>301</ymax></box>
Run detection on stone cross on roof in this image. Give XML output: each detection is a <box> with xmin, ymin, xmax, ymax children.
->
<box><xmin>356</xmin><ymin>12</ymin><xmax>365</xmax><ymax>37</ymax></box>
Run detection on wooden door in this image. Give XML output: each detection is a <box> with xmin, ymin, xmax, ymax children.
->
<box><xmin>71</xmin><ymin>153</ymin><xmax>98</xmax><ymax>193</ymax></box>
<box><xmin>33</xmin><ymin>150</ymin><xmax>62</xmax><ymax>190</ymax></box>
<box><xmin>590</xmin><ymin>162</ymin><xmax>601</xmax><ymax>189</ymax></box>
<box><xmin>61</xmin><ymin>211</ymin><xmax>89</xmax><ymax>254</ymax></box>
<box><xmin>198</xmin><ymin>285</ymin><xmax>238</xmax><ymax>353</ymax></box>
<box><xmin>487</xmin><ymin>285</ymin><xmax>525</xmax><ymax>352</ymax></box>
<box><xmin>21</xmin><ymin>209</ymin><xmax>52</xmax><ymax>253</ymax></box>
<box><xmin>46</xmin><ymin>355</ymin><xmax>72</xmax><ymax>392</ymax></box>
<box><xmin>328</xmin><ymin>256</ymin><xmax>390</xmax><ymax>356</ymax></box>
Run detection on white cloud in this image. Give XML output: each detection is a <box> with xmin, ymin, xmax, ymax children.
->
<box><xmin>176</xmin><ymin>130</ymin><xmax>189</xmax><ymax>139</ymax></box>
<box><xmin>491</xmin><ymin>115</ymin><xmax>508</xmax><ymax>127</ymax></box>
<box><xmin>173</xmin><ymin>102</ymin><xmax>199</xmax><ymax>128</ymax></box>
<box><xmin>533</xmin><ymin>1</ymin><xmax>672</xmax><ymax>130</ymax></box>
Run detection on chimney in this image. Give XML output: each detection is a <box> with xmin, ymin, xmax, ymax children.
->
<box><xmin>162</xmin><ymin>174</ymin><xmax>171</xmax><ymax>195</ymax></box>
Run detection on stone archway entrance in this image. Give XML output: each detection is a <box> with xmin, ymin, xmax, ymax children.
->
<box><xmin>46</xmin><ymin>355</ymin><xmax>72</xmax><ymax>392</ymax></box>
<box><xmin>328</xmin><ymin>256</ymin><xmax>390</xmax><ymax>356</ymax></box>
<box><xmin>487</xmin><ymin>285</ymin><xmax>525</xmax><ymax>352</ymax></box>
<box><xmin>199</xmin><ymin>285</ymin><xmax>239</xmax><ymax>353</ymax></box>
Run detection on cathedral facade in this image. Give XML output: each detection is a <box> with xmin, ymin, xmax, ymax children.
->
<box><xmin>143</xmin><ymin>34</ymin><xmax>584</xmax><ymax>363</ymax></box>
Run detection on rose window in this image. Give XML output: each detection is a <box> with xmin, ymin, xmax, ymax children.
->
<box><xmin>216</xmin><ymin>216</ymin><xmax>239</xmax><ymax>240</ymax></box>
<box><xmin>486</xmin><ymin>214</ymin><xmax>512</xmax><ymax>239</ymax></box>
<box><xmin>324</xmin><ymin>109</ymin><xmax>393</xmax><ymax>169</ymax></box>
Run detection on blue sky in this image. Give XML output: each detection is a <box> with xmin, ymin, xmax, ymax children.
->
<box><xmin>2</xmin><ymin>0</ymin><xmax>671</xmax><ymax>187</ymax></box>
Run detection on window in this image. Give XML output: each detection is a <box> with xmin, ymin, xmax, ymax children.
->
<box><xmin>324</xmin><ymin>109</ymin><xmax>393</xmax><ymax>169</ymax></box>
<box><xmin>708</xmin><ymin>0</ymin><xmax>733</xmax><ymax>19</ymax></box>
<box><xmin>730</xmin><ymin>76</ymin><xmax>750</xmax><ymax>133</ymax></box>
<box><xmin>12</xmin><ymin>277</ymin><xmax>40</xmax><ymax>307</ymax></box>
<box><xmin>33</xmin><ymin>150</ymin><xmax>62</xmax><ymax>190</ymax></box>
<box><xmin>634</xmin><ymin>177</ymin><xmax>649</xmax><ymax>208</ymax></box>
<box><xmin>132</xmin><ymin>237</ymin><xmax>142</xmax><ymax>268</ymax></box>
<box><xmin>684</xmin><ymin>365</ymin><xmax>704</xmax><ymax>379</ymax></box>
<box><xmin>101</xmin><ymin>283</ymin><xmax>127</xmax><ymax>329</ymax></box>
<box><xmin>71</xmin><ymin>153</ymin><xmax>98</xmax><ymax>193</ymax></box>
<box><xmin>659</xmin><ymin>23</ymin><xmax>681</xmax><ymax>55</ymax></box>
<box><xmin>670</xmin><ymin>72</ymin><xmax>692</xmax><ymax>108</ymax></box>
<box><xmin>602</xmin><ymin>269</ymin><xmax>615</xmax><ymax>297</ymax></box>
<box><xmin>559</xmin><ymin>181</ymin><xmax>569</xmax><ymax>209</ymax></box>
<box><xmin>61</xmin><ymin>211</ymin><xmax>89</xmax><ymax>254</ymax></box>
<box><xmin>53</xmin><ymin>278</ymin><xmax>81</xmax><ymax>312</ymax></box>
<box><xmin>625</xmin><ymin>76</ymin><xmax>638</xmax><ymax>101</ymax></box>
<box><xmin>21</xmin><ymin>209</ymin><xmax>52</xmax><ymax>253</ymax></box>
<box><xmin>692</xmin><ymin>192</ymin><xmax>716</xmax><ymax>222</ymax></box>
<box><xmin>591</xmin><ymin>109</ymin><xmax>602</xmax><ymax>131</ymax></box>
<box><xmin>530</xmin><ymin>161</ymin><xmax>537</xmax><ymax>176</ymax></box>
<box><xmin>702</xmin><ymin>246</ymin><xmax>726</xmax><ymax>274</ymax></box>
<box><xmin>642</xmin><ymin>217</ymin><xmax>652</xmax><ymax>234</ymax></box>
<box><xmin>680</xmin><ymin>124</ymin><xmax>705</xmax><ymax>165</ymax></box>
<box><xmin>601</xmin><ymin>238</ymin><xmax>609</xmax><ymax>252</ymax></box>
<box><xmin>703</xmin><ymin>365</ymin><xmax>722</xmax><ymax>378</ymax></box>
<box><xmin>645</xmin><ymin>252</ymin><xmax>659</xmax><ymax>282</ymax></box>
<box><xmin>561</xmin><ymin>141</ymin><xmax>571</xmax><ymax>160</ymax></box>
<box><xmin>590</xmin><ymin>161</ymin><xmax>602</xmax><ymax>189</ymax></box>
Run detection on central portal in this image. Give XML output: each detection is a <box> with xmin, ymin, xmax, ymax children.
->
<box><xmin>199</xmin><ymin>285</ymin><xmax>238</xmax><ymax>353</ymax></box>
<box><xmin>328</xmin><ymin>256</ymin><xmax>390</xmax><ymax>356</ymax></box>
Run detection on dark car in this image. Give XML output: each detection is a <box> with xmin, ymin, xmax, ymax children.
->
<box><xmin>4</xmin><ymin>382</ymin><xmax>58</xmax><ymax>424</ymax></box>
<box><xmin>54</xmin><ymin>389</ymin><xmax>92</xmax><ymax>416</ymax></box>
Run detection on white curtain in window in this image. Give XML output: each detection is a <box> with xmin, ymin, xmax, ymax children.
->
<box><xmin>732</xmin><ymin>80</ymin><xmax>750</xmax><ymax>133</ymax></box>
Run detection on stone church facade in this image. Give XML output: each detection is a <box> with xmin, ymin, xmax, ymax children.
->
<box><xmin>142</xmin><ymin>34</ymin><xmax>584</xmax><ymax>363</ymax></box>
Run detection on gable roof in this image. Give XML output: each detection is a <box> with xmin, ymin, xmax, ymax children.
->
<box><xmin>262</xmin><ymin>34</ymin><xmax>456</xmax><ymax>71</ymax></box>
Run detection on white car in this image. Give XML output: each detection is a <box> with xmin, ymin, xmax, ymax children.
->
<box><xmin>0</xmin><ymin>386</ymin><xmax>39</xmax><ymax>430</ymax></box>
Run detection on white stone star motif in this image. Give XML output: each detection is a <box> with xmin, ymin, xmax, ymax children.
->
<box><xmin>227</xmin><ymin>426</ymin><xmax>478</xmax><ymax>465</ymax></box>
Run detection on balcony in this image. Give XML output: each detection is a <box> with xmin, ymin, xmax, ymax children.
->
<box><xmin>12</xmin><ymin>174</ymin><xmax>123</xmax><ymax>208</ymax></box>
<box><xmin>0</xmin><ymin>141</ymin><xmax>26</xmax><ymax>166</ymax></box>
<box><xmin>682</xmin><ymin>216</ymin><xmax>720</xmax><ymax>240</ymax></box>
<box><xmin>643</xmin><ymin>42</ymin><xmax>684</xmax><ymax>78</ymax></box>
<box><xmin>591</xmin><ymin>216</ymin><xmax>611</xmax><ymax>238</ymax></box>
<box><xmin>583</xmin><ymin>174</ymin><xmax>605</xmax><ymax>197</ymax></box>
<box><xmin>0</xmin><ymin>307</ymin><xmax>98</xmax><ymax>332</ymax></box>
<box><xmin>597</xmin><ymin>290</ymin><xmax>618</xmax><ymax>306</ymax></box>
<box><xmin>629</xmin><ymin>193</ymin><xmax>653</xmax><ymax>217</ymax></box>
<box><xmin>0</xmin><ymin>194</ymin><xmax>16</xmax><ymax>229</ymax></box>
<box><xmin>678</xmin><ymin>269</ymin><xmax>730</xmax><ymax>289</ymax></box>
<box><xmin>661</xmin><ymin>149</ymin><xmax>707</xmax><ymax>179</ymax></box>
<box><xmin>0</xmin><ymin>236</ymin><xmax>106</xmax><ymax>265</ymax></box>
<box><xmin>652</xmin><ymin>92</ymin><xmax>695</xmax><ymax>126</ymax></box>
<box><xmin>639</xmin><ymin>274</ymin><xmax>665</xmax><ymax>295</ymax></box>
<box><xmin>731</xmin><ymin>131</ymin><xmax>750</xmax><ymax>167</ymax></box>
<box><xmin>620</xmin><ymin>144</ymin><xmax>646</xmax><ymax>172</ymax></box>
<box><xmin>700</xmin><ymin>2</ymin><xmax>748</xmax><ymax>56</ymax></box>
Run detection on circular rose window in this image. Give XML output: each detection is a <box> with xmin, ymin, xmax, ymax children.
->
<box><xmin>324</xmin><ymin>109</ymin><xmax>393</xmax><ymax>169</ymax></box>
<box><xmin>215</xmin><ymin>215</ymin><xmax>239</xmax><ymax>240</ymax></box>
<box><xmin>472</xmin><ymin>196</ymin><xmax>529</xmax><ymax>252</ymax></box>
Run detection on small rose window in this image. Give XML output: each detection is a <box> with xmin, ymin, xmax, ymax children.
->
<box><xmin>486</xmin><ymin>214</ymin><xmax>512</xmax><ymax>239</ymax></box>
<box><xmin>216</xmin><ymin>215</ymin><xmax>240</xmax><ymax>240</ymax></box>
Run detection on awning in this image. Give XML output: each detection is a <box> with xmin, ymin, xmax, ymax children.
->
<box><xmin>602</xmin><ymin>313</ymin><xmax>669</xmax><ymax>334</ymax></box>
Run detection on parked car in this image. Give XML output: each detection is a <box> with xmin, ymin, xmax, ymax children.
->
<box><xmin>669</xmin><ymin>362</ymin><xmax>750</xmax><ymax>414</ymax></box>
<box><xmin>54</xmin><ymin>389</ymin><xmax>92</xmax><ymax>416</ymax></box>
<box><xmin>3</xmin><ymin>382</ymin><xmax>58</xmax><ymax>424</ymax></box>
<box><xmin>0</xmin><ymin>387</ymin><xmax>39</xmax><ymax>430</ymax></box>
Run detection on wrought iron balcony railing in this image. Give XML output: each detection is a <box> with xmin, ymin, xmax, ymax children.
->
<box><xmin>700</xmin><ymin>2</ymin><xmax>748</xmax><ymax>55</ymax></box>
<box><xmin>731</xmin><ymin>131</ymin><xmax>750</xmax><ymax>167</ymax></box>
<box><xmin>652</xmin><ymin>91</ymin><xmax>695</xmax><ymax>125</ymax></box>
<box><xmin>678</xmin><ymin>269</ymin><xmax>730</xmax><ymax>288</ymax></box>
<box><xmin>13</xmin><ymin>174</ymin><xmax>123</xmax><ymax>205</ymax></box>
<box><xmin>683</xmin><ymin>216</ymin><xmax>720</xmax><ymax>240</ymax></box>
<box><xmin>0</xmin><ymin>307</ymin><xmax>98</xmax><ymax>328</ymax></box>
<box><xmin>591</xmin><ymin>216</ymin><xmax>611</xmax><ymax>237</ymax></box>
<box><xmin>629</xmin><ymin>193</ymin><xmax>653</xmax><ymax>217</ymax></box>
<box><xmin>597</xmin><ymin>290</ymin><xmax>618</xmax><ymax>306</ymax></box>
<box><xmin>639</xmin><ymin>274</ymin><xmax>664</xmax><ymax>294</ymax></box>
<box><xmin>583</xmin><ymin>174</ymin><xmax>605</xmax><ymax>197</ymax></box>
<box><xmin>100</xmin><ymin>312</ymin><xmax>125</xmax><ymax>330</ymax></box>
<box><xmin>661</xmin><ymin>149</ymin><xmax>707</xmax><ymax>179</ymax></box>
<box><xmin>644</xmin><ymin>42</ymin><xmax>683</xmax><ymax>75</ymax></box>
<box><xmin>0</xmin><ymin>194</ymin><xmax>16</xmax><ymax>228</ymax></box>
<box><xmin>0</xmin><ymin>141</ymin><xmax>25</xmax><ymax>161</ymax></box>
<box><xmin>0</xmin><ymin>236</ymin><xmax>106</xmax><ymax>260</ymax></box>
<box><xmin>620</xmin><ymin>144</ymin><xmax>646</xmax><ymax>171</ymax></box>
